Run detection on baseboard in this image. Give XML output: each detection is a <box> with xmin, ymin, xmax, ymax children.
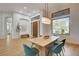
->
<box><xmin>66</xmin><ymin>38</ymin><xmax>79</xmax><ymax>45</ymax></box>
<box><xmin>0</xmin><ymin>38</ymin><xmax>3</xmax><ymax>39</ymax></box>
<box><xmin>0</xmin><ymin>37</ymin><xmax>5</xmax><ymax>40</ymax></box>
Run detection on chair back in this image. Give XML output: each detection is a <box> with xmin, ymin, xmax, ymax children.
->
<box><xmin>61</xmin><ymin>39</ymin><xmax>66</xmax><ymax>46</ymax></box>
<box><xmin>23</xmin><ymin>44</ymin><xmax>33</xmax><ymax>56</ymax></box>
<box><xmin>44</xmin><ymin>35</ymin><xmax>49</xmax><ymax>39</ymax></box>
<box><xmin>54</xmin><ymin>42</ymin><xmax>63</xmax><ymax>53</ymax></box>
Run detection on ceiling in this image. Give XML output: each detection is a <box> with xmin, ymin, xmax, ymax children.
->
<box><xmin>0</xmin><ymin>3</ymin><xmax>75</xmax><ymax>17</ymax></box>
<box><xmin>0</xmin><ymin>3</ymin><xmax>44</xmax><ymax>17</ymax></box>
<box><xmin>0</xmin><ymin>3</ymin><xmax>56</xmax><ymax>17</ymax></box>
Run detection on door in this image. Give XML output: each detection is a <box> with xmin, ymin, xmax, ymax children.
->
<box><xmin>32</xmin><ymin>21</ymin><xmax>39</xmax><ymax>38</ymax></box>
<box><xmin>6</xmin><ymin>22</ymin><xmax>12</xmax><ymax>38</ymax></box>
<box><xmin>6</xmin><ymin>17</ymin><xmax>12</xmax><ymax>40</ymax></box>
<box><xmin>5</xmin><ymin>17</ymin><xmax>12</xmax><ymax>47</ymax></box>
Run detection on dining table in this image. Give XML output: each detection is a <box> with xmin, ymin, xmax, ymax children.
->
<box><xmin>27</xmin><ymin>36</ymin><xmax>59</xmax><ymax>56</ymax></box>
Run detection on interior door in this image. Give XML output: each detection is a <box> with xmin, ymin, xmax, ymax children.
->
<box><xmin>32</xmin><ymin>21</ymin><xmax>38</xmax><ymax>38</ymax></box>
<box><xmin>6</xmin><ymin>17</ymin><xmax>12</xmax><ymax>39</ymax></box>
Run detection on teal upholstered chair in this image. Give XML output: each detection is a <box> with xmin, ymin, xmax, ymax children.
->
<box><xmin>54</xmin><ymin>39</ymin><xmax>66</xmax><ymax>55</ymax></box>
<box><xmin>54</xmin><ymin>39</ymin><xmax>66</xmax><ymax>46</ymax></box>
<box><xmin>61</xmin><ymin>39</ymin><xmax>66</xmax><ymax>47</ymax></box>
<box><xmin>60</xmin><ymin>39</ymin><xmax>66</xmax><ymax>55</ymax></box>
<box><xmin>23</xmin><ymin>44</ymin><xmax>39</xmax><ymax>56</ymax></box>
<box><xmin>48</xmin><ymin>42</ymin><xmax>63</xmax><ymax>56</ymax></box>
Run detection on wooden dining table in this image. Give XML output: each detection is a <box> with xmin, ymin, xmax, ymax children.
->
<box><xmin>27</xmin><ymin>36</ymin><xmax>59</xmax><ymax>56</ymax></box>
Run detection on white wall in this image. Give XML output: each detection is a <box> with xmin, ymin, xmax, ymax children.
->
<box><xmin>0</xmin><ymin>12</ymin><xmax>12</xmax><ymax>39</ymax></box>
<box><xmin>12</xmin><ymin>12</ymin><xmax>31</xmax><ymax>39</ymax></box>
<box><xmin>42</xmin><ymin>24</ymin><xmax>51</xmax><ymax>36</ymax></box>
<box><xmin>49</xmin><ymin>4</ymin><xmax>79</xmax><ymax>44</ymax></box>
<box><xmin>0</xmin><ymin>12</ymin><xmax>32</xmax><ymax>39</ymax></box>
<box><xmin>19</xmin><ymin>19</ymin><xmax>30</xmax><ymax>35</ymax></box>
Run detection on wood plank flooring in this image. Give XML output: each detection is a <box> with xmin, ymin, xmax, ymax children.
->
<box><xmin>0</xmin><ymin>38</ymin><xmax>79</xmax><ymax>56</ymax></box>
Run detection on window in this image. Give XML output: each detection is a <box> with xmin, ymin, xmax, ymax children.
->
<box><xmin>53</xmin><ymin>16</ymin><xmax>70</xmax><ymax>35</ymax></box>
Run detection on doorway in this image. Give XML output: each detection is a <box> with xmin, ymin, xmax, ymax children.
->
<box><xmin>5</xmin><ymin>17</ymin><xmax>12</xmax><ymax>47</ymax></box>
<box><xmin>6</xmin><ymin>17</ymin><xmax>12</xmax><ymax>40</ymax></box>
<box><xmin>32</xmin><ymin>20</ymin><xmax>40</xmax><ymax>38</ymax></box>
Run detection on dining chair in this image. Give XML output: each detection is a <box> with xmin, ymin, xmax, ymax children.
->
<box><xmin>31</xmin><ymin>42</ymin><xmax>35</xmax><ymax>48</ymax></box>
<box><xmin>60</xmin><ymin>39</ymin><xmax>66</xmax><ymax>55</ymax></box>
<box><xmin>44</xmin><ymin>35</ymin><xmax>49</xmax><ymax>39</ymax></box>
<box><xmin>23</xmin><ymin>44</ymin><xmax>39</xmax><ymax>56</ymax></box>
<box><xmin>48</xmin><ymin>42</ymin><xmax>63</xmax><ymax>56</ymax></box>
<box><xmin>48</xmin><ymin>39</ymin><xmax>59</xmax><ymax>48</ymax></box>
<box><xmin>54</xmin><ymin>38</ymin><xmax>66</xmax><ymax>55</ymax></box>
<box><xmin>61</xmin><ymin>39</ymin><xmax>66</xmax><ymax>48</ymax></box>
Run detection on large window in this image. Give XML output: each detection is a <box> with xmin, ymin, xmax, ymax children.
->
<box><xmin>53</xmin><ymin>16</ymin><xmax>70</xmax><ymax>35</ymax></box>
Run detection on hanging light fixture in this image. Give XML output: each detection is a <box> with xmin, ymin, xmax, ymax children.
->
<box><xmin>41</xmin><ymin>3</ymin><xmax>51</xmax><ymax>24</ymax></box>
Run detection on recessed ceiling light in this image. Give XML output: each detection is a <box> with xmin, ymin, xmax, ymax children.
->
<box><xmin>24</xmin><ymin>7</ymin><xmax>27</xmax><ymax>9</ymax></box>
<box><xmin>19</xmin><ymin>10</ymin><xmax>23</xmax><ymax>13</ymax></box>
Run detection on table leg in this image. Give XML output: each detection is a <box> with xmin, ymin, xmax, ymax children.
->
<box><xmin>40</xmin><ymin>47</ymin><xmax>47</xmax><ymax>56</ymax></box>
<box><xmin>35</xmin><ymin>45</ymin><xmax>48</xmax><ymax>56</ymax></box>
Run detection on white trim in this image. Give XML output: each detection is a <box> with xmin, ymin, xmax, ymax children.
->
<box><xmin>15</xmin><ymin>11</ymin><xmax>30</xmax><ymax>18</ymax></box>
<box><xmin>5</xmin><ymin>17</ymin><xmax>13</xmax><ymax>39</ymax></box>
<box><xmin>51</xmin><ymin>14</ymin><xmax>70</xmax><ymax>35</ymax></box>
<box><xmin>31</xmin><ymin>19</ymin><xmax>40</xmax><ymax>23</ymax></box>
<box><xmin>51</xmin><ymin>15</ymin><xmax>70</xmax><ymax>20</ymax></box>
<box><xmin>30</xmin><ymin>13</ymin><xmax>40</xmax><ymax>18</ymax></box>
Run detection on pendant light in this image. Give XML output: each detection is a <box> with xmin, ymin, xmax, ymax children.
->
<box><xmin>42</xmin><ymin>3</ymin><xmax>51</xmax><ymax>24</ymax></box>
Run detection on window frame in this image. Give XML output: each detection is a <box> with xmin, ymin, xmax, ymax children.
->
<box><xmin>51</xmin><ymin>15</ymin><xmax>70</xmax><ymax>35</ymax></box>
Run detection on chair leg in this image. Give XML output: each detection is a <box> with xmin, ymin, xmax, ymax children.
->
<box><xmin>31</xmin><ymin>43</ymin><xmax>34</xmax><ymax>48</ymax></box>
<box><xmin>63</xmin><ymin>47</ymin><xmax>65</xmax><ymax>52</ymax></box>
<box><xmin>47</xmin><ymin>51</ymin><xmax>53</xmax><ymax>56</ymax></box>
<box><xmin>62</xmin><ymin>50</ymin><xmax>64</xmax><ymax>56</ymax></box>
<box><xmin>56</xmin><ymin>53</ymin><xmax>58</xmax><ymax>56</ymax></box>
<box><xmin>38</xmin><ymin>53</ymin><xmax>39</xmax><ymax>56</ymax></box>
<box><xmin>59</xmin><ymin>53</ymin><xmax>61</xmax><ymax>56</ymax></box>
<box><xmin>52</xmin><ymin>53</ymin><xmax>54</xmax><ymax>56</ymax></box>
<box><xmin>36</xmin><ymin>53</ymin><xmax>39</xmax><ymax>56</ymax></box>
<box><xmin>47</xmin><ymin>51</ymin><xmax>50</xmax><ymax>56</ymax></box>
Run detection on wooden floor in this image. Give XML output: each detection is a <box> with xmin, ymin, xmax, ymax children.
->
<box><xmin>0</xmin><ymin>38</ymin><xmax>79</xmax><ymax>56</ymax></box>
